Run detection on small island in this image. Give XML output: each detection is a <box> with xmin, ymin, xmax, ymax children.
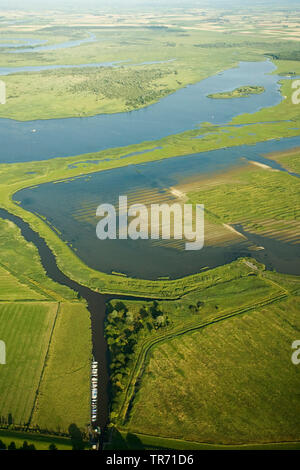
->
<box><xmin>208</xmin><ymin>85</ymin><xmax>265</xmax><ymax>99</ymax></box>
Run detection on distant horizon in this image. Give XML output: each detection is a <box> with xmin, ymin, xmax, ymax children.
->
<box><xmin>0</xmin><ymin>0</ymin><xmax>299</xmax><ymax>13</ymax></box>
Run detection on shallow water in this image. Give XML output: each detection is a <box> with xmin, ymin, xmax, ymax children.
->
<box><xmin>3</xmin><ymin>32</ymin><xmax>96</xmax><ymax>53</ymax></box>
<box><xmin>0</xmin><ymin>38</ymin><xmax>47</xmax><ymax>48</ymax></box>
<box><xmin>15</xmin><ymin>135</ymin><xmax>300</xmax><ymax>279</ymax></box>
<box><xmin>0</xmin><ymin>61</ymin><xmax>127</xmax><ymax>76</ymax></box>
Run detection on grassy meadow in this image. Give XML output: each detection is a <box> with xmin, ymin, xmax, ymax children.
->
<box><xmin>0</xmin><ymin>264</ymin><xmax>45</xmax><ymax>301</ymax></box>
<box><xmin>0</xmin><ymin>218</ymin><xmax>76</xmax><ymax>301</ymax></box>
<box><xmin>0</xmin><ymin>302</ymin><xmax>58</xmax><ymax>426</ymax></box>
<box><xmin>31</xmin><ymin>302</ymin><xmax>91</xmax><ymax>434</ymax></box>
<box><xmin>105</xmin><ymin>260</ymin><xmax>290</xmax><ymax>425</ymax></box>
<box><xmin>265</xmin><ymin>146</ymin><xmax>300</xmax><ymax>174</ymax></box>
<box><xmin>122</xmin><ymin>292</ymin><xmax>300</xmax><ymax>445</ymax></box>
<box><xmin>0</xmin><ymin>429</ymin><xmax>74</xmax><ymax>450</ymax></box>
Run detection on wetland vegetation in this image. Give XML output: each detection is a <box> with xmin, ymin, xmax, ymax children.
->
<box><xmin>208</xmin><ymin>85</ymin><xmax>265</xmax><ymax>99</ymax></box>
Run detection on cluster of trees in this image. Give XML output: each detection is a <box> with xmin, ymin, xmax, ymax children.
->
<box><xmin>0</xmin><ymin>424</ymin><xmax>85</xmax><ymax>451</ymax></box>
<box><xmin>64</xmin><ymin>66</ymin><xmax>176</xmax><ymax>109</ymax></box>
<box><xmin>0</xmin><ymin>440</ymin><xmax>57</xmax><ymax>451</ymax></box>
<box><xmin>105</xmin><ymin>300</ymin><xmax>169</xmax><ymax>396</ymax></box>
<box><xmin>194</xmin><ymin>41</ymin><xmax>269</xmax><ymax>49</ymax></box>
<box><xmin>267</xmin><ymin>50</ymin><xmax>300</xmax><ymax>61</ymax></box>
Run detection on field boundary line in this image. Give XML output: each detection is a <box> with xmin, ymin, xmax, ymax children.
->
<box><xmin>27</xmin><ymin>302</ymin><xmax>61</xmax><ymax>428</ymax></box>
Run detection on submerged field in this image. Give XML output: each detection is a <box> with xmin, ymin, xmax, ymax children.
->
<box><xmin>185</xmin><ymin>159</ymin><xmax>300</xmax><ymax>260</ymax></box>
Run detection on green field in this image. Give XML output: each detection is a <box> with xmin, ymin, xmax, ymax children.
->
<box><xmin>0</xmin><ymin>302</ymin><xmax>58</xmax><ymax>425</ymax></box>
<box><xmin>0</xmin><ymin>429</ymin><xmax>74</xmax><ymax>450</ymax></box>
<box><xmin>105</xmin><ymin>260</ymin><xmax>291</xmax><ymax>425</ymax></box>
<box><xmin>121</xmin><ymin>293</ymin><xmax>300</xmax><ymax>445</ymax></box>
<box><xmin>0</xmin><ymin>218</ymin><xmax>76</xmax><ymax>301</ymax></box>
<box><xmin>107</xmin><ymin>429</ymin><xmax>300</xmax><ymax>451</ymax></box>
<box><xmin>265</xmin><ymin>147</ymin><xmax>300</xmax><ymax>174</ymax></box>
<box><xmin>0</xmin><ymin>264</ymin><xmax>45</xmax><ymax>301</ymax></box>
<box><xmin>0</xmin><ymin>216</ymin><xmax>91</xmax><ymax>443</ymax></box>
<box><xmin>31</xmin><ymin>302</ymin><xmax>91</xmax><ymax>434</ymax></box>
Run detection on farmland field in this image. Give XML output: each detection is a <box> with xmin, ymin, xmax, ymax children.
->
<box><xmin>0</xmin><ymin>302</ymin><xmax>58</xmax><ymax>425</ymax></box>
<box><xmin>31</xmin><ymin>302</ymin><xmax>92</xmax><ymax>434</ymax></box>
<box><xmin>105</xmin><ymin>261</ymin><xmax>289</xmax><ymax>424</ymax></box>
<box><xmin>123</xmin><ymin>293</ymin><xmax>300</xmax><ymax>445</ymax></box>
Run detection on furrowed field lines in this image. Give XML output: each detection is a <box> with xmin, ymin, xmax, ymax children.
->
<box><xmin>0</xmin><ymin>217</ymin><xmax>91</xmax><ymax>436</ymax></box>
<box><xmin>0</xmin><ymin>303</ymin><xmax>58</xmax><ymax>426</ymax></box>
<box><xmin>0</xmin><ymin>265</ymin><xmax>45</xmax><ymax>301</ymax></box>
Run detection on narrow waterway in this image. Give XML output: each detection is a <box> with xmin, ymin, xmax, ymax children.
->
<box><xmin>0</xmin><ymin>208</ymin><xmax>111</xmax><ymax>431</ymax></box>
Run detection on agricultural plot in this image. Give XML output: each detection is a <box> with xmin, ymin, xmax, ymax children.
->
<box><xmin>0</xmin><ymin>302</ymin><xmax>58</xmax><ymax>426</ymax></box>
<box><xmin>31</xmin><ymin>303</ymin><xmax>91</xmax><ymax>434</ymax></box>
<box><xmin>124</xmin><ymin>294</ymin><xmax>300</xmax><ymax>445</ymax></box>
<box><xmin>105</xmin><ymin>262</ymin><xmax>286</xmax><ymax>423</ymax></box>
